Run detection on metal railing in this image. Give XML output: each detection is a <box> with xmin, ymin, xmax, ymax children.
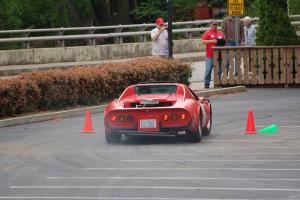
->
<box><xmin>0</xmin><ymin>15</ymin><xmax>299</xmax><ymax>35</ymax></box>
<box><xmin>0</xmin><ymin>15</ymin><xmax>299</xmax><ymax>49</ymax></box>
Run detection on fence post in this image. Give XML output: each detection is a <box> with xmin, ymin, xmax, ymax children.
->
<box><xmin>138</xmin><ymin>24</ymin><xmax>147</xmax><ymax>42</ymax></box>
<box><xmin>56</xmin><ymin>28</ymin><xmax>65</xmax><ymax>47</ymax></box>
<box><xmin>213</xmin><ymin>48</ymin><xmax>220</xmax><ymax>87</ymax></box>
<box><xmin>22</xmin><ymin>31</ymin><xmax>30</xmax><ymax>49</ymax></box>
<box><xmin>114</xmin><ymin>26</ymin><xmax>123</xmax><ymax>44</ymax></box>
<box><xmin>185</xmin><ymin>24</ymin><xmax>192</xmax><ymax>39</ymax></box>
<box><xmin>87</xmin><ymin>27</ymin><xmax>96</xmax><ymax>46</ymax></box>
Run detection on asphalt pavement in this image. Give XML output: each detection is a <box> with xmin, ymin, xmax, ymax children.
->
<box><xmin>0</xmin><ymin>88</ymin><xmax>300</xmax><ymax>199</ymax></box>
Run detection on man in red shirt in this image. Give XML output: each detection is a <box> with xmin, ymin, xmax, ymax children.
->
<box><xmin>202</xmin><ymin>21</ymin><xmax>224</xmax><ymax>88</ymax></box>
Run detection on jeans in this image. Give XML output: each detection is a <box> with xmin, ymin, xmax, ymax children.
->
<box><xmin>204</xmin><ymin>58</ymin><xmax>213</xmax><ymax>85</ymax></box>
<box><xmin>226</xmin><ymin>41</ymin><xmax>240</xmax><ymax>46</ymax></box>
<box><xmin>205</xmin><ymin>57</ymin><xmax>223</xmax><ymax>85</ymax></box>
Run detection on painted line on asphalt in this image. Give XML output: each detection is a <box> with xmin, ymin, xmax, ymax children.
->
<box><xmin>46</xmin><ymin>176</ymin><xmax>300</xmax><ymax>181</ymax></box>
<box><xmin>121</xmin><ymin>159</ymin><xmax>300</xmax><ymax>162</ymax></box>
<box><xmin>176</xmin><ymin>147</ymin><xmax>300</xmax><ymax>150</ymax></box>
<box><xmin>257</xmin><ymin>126</ymin><xmax>300</xmax><ymax>128</ymax></box>
<box><xmin>274</xmin><ymin>121</ymin><xmax>300</xmax><ymax>123</ymax></box>
<box><xmin>9</xmin><ymin>185</ymin><xmax>300</xmax><ymax>192</ymax></box>
<box><xmin>201</xmin><ymin>139</ymin><xmax>282</xmax><ymax>142</ymax></box>
<box><xmin>83</xmin><ymin>167</ymin><xmax>300</xmax><ymax>171</ymax></box>
<box><xmin>151</xmin><ymin>153</ymin><xmax>300</xmax><ymax>156</ymax></box>
<box><xmin>0</xmin><ymin>197</ymin><xmax>251</xmax><ymax>200</ymax></box>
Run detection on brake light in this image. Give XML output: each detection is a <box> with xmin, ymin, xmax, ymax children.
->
<box><xmin>163</xmin><ymin>114</ymin><xmax>169</xmax><ymax>121</ymax></box>
<box><xmin>180</xmin><ymin>113</ymin><xmax>187</xmax><ymax>120</ymax></box>
<box><xmin>111</xmin><ymin>115</ymin><xmax>117</xmax><ymax>122</ymax></box>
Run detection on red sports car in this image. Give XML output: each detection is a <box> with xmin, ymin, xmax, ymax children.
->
<box><xmin>104</xmin><ymin>83</ymin><xmax>212</xmax><ymax>143</ymax></box>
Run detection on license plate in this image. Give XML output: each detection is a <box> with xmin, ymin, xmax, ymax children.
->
<box><xmin>140</xmin><ymin>119</ymin><xmax>157</xmax><ymax>128</ymax></box>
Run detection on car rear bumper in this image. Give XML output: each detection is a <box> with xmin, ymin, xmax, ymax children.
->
<box><xmin>109</xmin><ymin>121</ymin><xmax>192</xmax><ymax>136</ymax></box>
<box><xmin>117</xmin><ymin>129</ymin><xmax>187</xmax><ymax>137</ymax></box>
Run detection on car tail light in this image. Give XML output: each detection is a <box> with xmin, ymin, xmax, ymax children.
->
<box><xmin>163</xmin><ymin>114</ymin><xmax>169</xmax><ymax>121</ymax></box>
<box><xmin>111</xmin><ymin>115</ymin><xmax>117</xmax><ymax>122</ymax></box>
<box><xmin>180</xmin><ymin>113</ymin><xmax>187</xmax><ymax>120</ymax></box>
<box><xmin>171</xmin><ymin>113</ymin><xmax>178</xmax><ymax>121</ymax></box>
<box><xmin>118</xmin><ymin>115</ymin><xmax>126</xmax><ymax>122</ymax></box>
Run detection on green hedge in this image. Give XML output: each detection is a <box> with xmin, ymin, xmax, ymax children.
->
<box><xmin>0</xmin><ymin>58</ymin><xmax>192</xmax><ymax>117</ymax></box>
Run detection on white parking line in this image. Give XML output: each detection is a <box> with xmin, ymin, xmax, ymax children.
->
<box><xmin>46</xmin><ymin>176</ymin><xmax>300</xmax><ymax>181</ymax></box>
<box><xmin>257</xmin><ymin>126</ymin><xmax>300</xmax><ymax>128</ymax></box>
<box><xmin>151</xmin><ymin>153</ymin><xmax>300</xmax><ymax>156</ymax></box>
<box><xmin>83</xmin><ymin>167</ymin><xmax>300</xmax><ymax>171</ymax></box>
<box><xmin>121</xmin><ymin>159</ymin><xmax>300</xmax><ymax>162</ymax></box>
<box><xmin>0</xmin><ymin>197</ymin><xmax>251</xmax><ymax>200</ymax></box>
<box><xmin>201</xmin><ymin>140</ymin><xmax>282</xmax><ymax>142</ymax></box>
<box><xmin>176</xmin><ymin>147</ymin><xmax>300</xmax><ymax>150</ymax></box>
<box><xmin>9</xmin><ymin>185</ymin><xmax>300</xmax><ymax>192</ymax></box>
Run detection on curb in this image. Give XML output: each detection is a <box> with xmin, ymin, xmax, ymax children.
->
<box><xmin>176</xmin><ymin>55</ymin><xmax>205</xmax><ymax>63</ymax></box>
<box><xmin>0</xmin><ymin>105</ymin><xmax>106</xmax><ymax>128</ymax></box>
<box><xmin>195</xmin><ymin>86</ymin><xmax>247</xmax><ymax>97</ymax></box>
<box><xmin>0</xmin><ymin>86</ymin><xmax>246</xmax><ymax>128</ymax></box>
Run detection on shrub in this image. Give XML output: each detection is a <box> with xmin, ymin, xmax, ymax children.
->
<box><xmin>0</xmin><ymin>58</ymin><xmax>192</xmax><ymax>117</ymax></box>
<box><xmin>256</xmin><ymin>0</ymin><xmax>298</xmax><ymax>45</ymax></box>
<box><xmin>0</xmin><ymin>79</ymin><xmax>41</xmax><ymax>116</ymax></box>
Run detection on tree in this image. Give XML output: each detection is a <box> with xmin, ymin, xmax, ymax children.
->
<box><xmin>245</xmin><ymin>0</ymin><xmax>259</xmax><ymax>16</ymax></box>
<box><xmin>133</xmin><ymin>0</ymin><xmax>198</xmax><ymax>23</ymax></box>
<box><xmin>256</xmin><ymin>0</ymin><xmax>297</xmax><ymax>45</ymax></box>
<box><xmin>289</xmin><ymin>0</ymin><xmax>300</xmax><ymax>15</ymax></box>
<box><xmin>0</xmin><ymin>0</ymin><xmax>133</xmax><ymax>30</ymax></box>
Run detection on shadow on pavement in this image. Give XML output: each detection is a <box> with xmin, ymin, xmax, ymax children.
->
<box><xmin>121</xmin><ymin>135</ymin><xmax>200</xmax><ymax>145</ymax></box>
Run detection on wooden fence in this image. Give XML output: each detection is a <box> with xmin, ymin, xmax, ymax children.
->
<box><xmin>213</xmin><ymin>46</ymin><xmax>300</xmax><ymax>87</ymax></box>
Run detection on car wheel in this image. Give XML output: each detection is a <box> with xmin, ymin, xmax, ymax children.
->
<box><xmin>187</xmin><ymin>111</ymin><xmax>203</xmax><ymax>143</ymax></box>
<box><xmin>105</xmin><ymin>131</ymin><xmax>122</xmax><ymax>143</ymax></box>
<box><xmin>202</xmin><ymin>104</ymin><xmax>212</xmax><ymax>136</ymax></box>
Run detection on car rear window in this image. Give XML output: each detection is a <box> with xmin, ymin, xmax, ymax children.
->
<box><xmin>135</xmin><ymin>85</ymin><xmax>177</xmax><ymax>95</ymax></box>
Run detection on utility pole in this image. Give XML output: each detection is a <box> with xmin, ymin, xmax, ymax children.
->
<box><xmin>167</xmin><ymin>0</ymin><xmax>173</xmax><ymax>59</ymax></box>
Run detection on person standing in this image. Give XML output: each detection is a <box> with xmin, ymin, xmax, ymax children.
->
<box><xmin>222</xmin><ymin>16</ymin><xmax>245</xmax><ymax>75</ymax></box>
<box><xmin>202</xmin><ymin>21</ymin><xmax>225</xmax><ymax>89</ymax></box>
<box><xmin>243</xmin><ymin>16</ymin><xmax>256</xmax><ymax>46</ymax></box>
<box><xmin>150</xmin><ymin>17</ymin><xmax>169</xmax><ymax>58</ymax></box>
<box><xmin>221</xmin><ymin>16</ymin><xmax>245</xmax><ymax>46</ymax></box>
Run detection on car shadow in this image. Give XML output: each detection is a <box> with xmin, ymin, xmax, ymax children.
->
<box><xmin>121</xmin><ymin>135</ymin><xmax>200</xmax><ymax>145</ymax></box>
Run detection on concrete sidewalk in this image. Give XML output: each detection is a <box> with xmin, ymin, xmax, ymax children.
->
<box><xmin>190</xmin><ymin>61</ymin><xmax>208</xmax><ymax>91</ymax></box>
<box><xmin>0</xmin><ymin>51</ymin><xmax>206</xmax><ymax>77</ymax></box>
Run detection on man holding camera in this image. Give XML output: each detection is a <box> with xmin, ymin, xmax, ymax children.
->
<box><xmin>202</xmin><ymin>21</ymin><xmax>225</xmax><ymax>89</ymax></box>
<box><xmin>151</xmin><ymin>17</ymin><xmax>169</xmax><ymax>58</ymax></box>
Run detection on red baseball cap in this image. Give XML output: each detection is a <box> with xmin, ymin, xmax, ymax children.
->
<box><xmin>156</xmin><ymin>18</ymin><xmax>165</xmax><ymax>25</ymax></box>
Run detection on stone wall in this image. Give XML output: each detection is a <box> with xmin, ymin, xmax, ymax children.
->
<box><xmin>0</xmin><ymin>39</ymin><xmax>204</xmax><ymax>66</ymax></box>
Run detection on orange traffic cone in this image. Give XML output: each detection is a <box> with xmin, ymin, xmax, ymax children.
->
<box><xmin>245</xmin><ymin>109</ymin><xmax>257</xmax><ymax>134</ymax></box>
<box><xmin>82</xmin><ymin>109</ymin><xmax>94</xmax><ymax>133</ymax></box>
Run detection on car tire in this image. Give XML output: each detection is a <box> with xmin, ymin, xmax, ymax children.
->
<box><xmin>105</xmin><ymin>131</ymin><xmax>122</xmax><ymax>143</ymax></box>
<box><xmin>202</xmin><ymin>104</ymin><xmax>212</xmax><ymax>136</ymax></box>
<box><xmin>187</xmin><ymin>110</ymin><xmax>203</xmax><ymax>143</ymax></box>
